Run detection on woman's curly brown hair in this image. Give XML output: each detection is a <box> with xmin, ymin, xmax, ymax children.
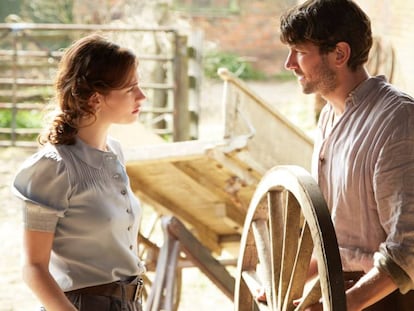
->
<box><xmin>39</xmin><ymin>34</ymin><xmax>138</xmax><ymax>145</ymax></box>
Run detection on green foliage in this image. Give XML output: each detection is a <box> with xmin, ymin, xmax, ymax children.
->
<box><xmin>0</xmin><ymin>0</ymin><xmax>23</xmax><ymax>22</ymax></box>
<box><xmin>0</xmin><ymin>110</ymin><xmax>43</xmax><ymax>128</ymax></box>
<box><xmin>0</xmin><ymin>109</ymin><xmax>43</xmax><ymax>141</ymax></box>
<box><xmin>21</xmin><ymin>0</ymin><xmax>74</xmax><ymax>24</ymax></box>
<box><xmin>270</xmin><ymin>71</ymin><xmax>296</xmax><ymax>82</ymax></box>
<box><xmin>203</xmin><ymin>51</ymin><xmax>267</xmax><ymax>81</ymax></box>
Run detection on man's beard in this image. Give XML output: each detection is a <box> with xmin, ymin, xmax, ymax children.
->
<box><xmin>302</xmin><ymin>57</ymin><xmax>337</xmax><ymax>95</ymax></box>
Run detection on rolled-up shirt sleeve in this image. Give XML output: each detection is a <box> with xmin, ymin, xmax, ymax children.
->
<box><xmin>374</xmin><ymin>131</ymin><xmax>414</xmax><ymax>292</ymax></box>
<box><xmin>12</xmin><ymin>148</ymin><xmax>71</xmax><ymax>232</ymax></box>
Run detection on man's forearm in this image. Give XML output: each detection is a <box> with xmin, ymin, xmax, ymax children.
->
<box><xmin>346</xmin><ymin>267</ymin><xmax>397</xmax><ymax>311</ymax></box>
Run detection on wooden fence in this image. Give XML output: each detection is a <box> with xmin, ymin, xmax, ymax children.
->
<box><xmin>0</xmin><ymin>23</ymin><xmax>201</xmax><ymax>147</ymax></box>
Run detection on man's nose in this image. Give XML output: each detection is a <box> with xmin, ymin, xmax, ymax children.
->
<box><xmin>284</xmin><ymin>51</ymin><xmax>297</xmax><ymax>70</ymax></box>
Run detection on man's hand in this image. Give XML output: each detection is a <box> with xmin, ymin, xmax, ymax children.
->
<box><xmin>293</xmin><ymin>298</ymin><xmax>323</xmax><ymax>311</ymax></box>
<box><xmin>254</xmin><ymin>287</ymin><xmax>267</xmax><ymax>303</ymax></box>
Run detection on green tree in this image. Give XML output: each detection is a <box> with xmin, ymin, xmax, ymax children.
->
<box><xmin>21</xmin><ymin>0</ymin><xmax>74</xmax><ymax>23</ymax></box>
<box><xmin>0</xmin><ymin>0</ymin><xmax>23</xmax><ymax>22</ymax></box>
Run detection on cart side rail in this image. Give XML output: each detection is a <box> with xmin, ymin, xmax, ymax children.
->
<box><xmin>218</xmin><ymin>67</ymin><xmax>314</xmax><ymax>172</ymax></box>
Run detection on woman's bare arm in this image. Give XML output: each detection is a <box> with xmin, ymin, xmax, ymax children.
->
<box><xmin>22</xmin><ymin>229</ymin><xmax>77</xmax><ymax>311</ymax></box>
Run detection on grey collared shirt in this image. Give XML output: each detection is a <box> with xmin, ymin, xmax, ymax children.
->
<box><xmin>312</xmin><ymin>76</ymin><xmax>414</xmax><ymax>293</ymax></box>
<box><xmin>12</xmin><ymin>137</ymin><xmax>145</xmax><ymax>291</ymax></box>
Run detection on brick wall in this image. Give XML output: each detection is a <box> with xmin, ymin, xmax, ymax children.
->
<box><xmin>186</xmin><ymin>0</ymin><xmax>297</xmax><ymax>75</ymax></box>
<box><xmin>358</xmin><ymin>0</ymin><xmax>414</xmax><ymax>95</ymax></box>
<box><xmin>187</xmin><ymin>0</ymin><xmax>414</xmax><ymax>95</ymax></box>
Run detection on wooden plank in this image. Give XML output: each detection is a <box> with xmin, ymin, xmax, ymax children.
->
<box><xmin>215</xmin><ymin>204</ymin><xmax>245</xmax><ymax>232</ymax></box>
<box><xmin>219</xmin><ymin>68</ymin><xmax>313</xmax><ymax>171</ymax></box>
<box><xmin>0</xmin><ymin>128</ymin><xmax>41</xmax><ymax>134</ymax></box>
<box><xmin>173</xmin><ymin>161</ymin><xmax>246</xmax><ymax>225</ymax></box>
<box><xmin>165</xmin><ymin>216</ymin><xmax>235</xmax><ymax>300</ymax></box>
<box><xmin>124</xmin><ymin>139</ymin><xmax>229</xmax><ymax>164</ymax></box>
<box><xmin>173</xmin><ymin>34</ymin><xmax>189</xmax><ymax>141</ymax></box>
<box><xmin>207</xmin><ymin>148</ymin><xmax>259</xmax><ymax>186</ymax></box>
<box><xmin>0</xmin><ymin>77</ymin><xmax>172</xmax><ymax>90</ymax></box>
<box><xmin>0</xmin><ymin>103</ymin><xmax>45</xmax><ymax>109</ymax></box>
<box><xmin>127</xmin><ymin>166</ymin><xmax>223</xmax><ymax>253</ymax></box>
<box><xmin>0</xmin><ymin>49</ymin><xmax>173</xmax><ymax>61</ymax></box>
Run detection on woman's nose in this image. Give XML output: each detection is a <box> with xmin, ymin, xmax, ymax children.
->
<box><xmin>136</xmin><ymin>87</ymin><xmax>146</xmax><ymax>101</ymax></box>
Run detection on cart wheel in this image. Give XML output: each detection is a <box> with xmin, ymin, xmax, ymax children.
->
<box><xmin>138</xmin><ymin>213</ymin><xmax>183</xmax><ymax>311</ymax></box>
<box><xmin>234</xmin><ymin>166</ymin><xmax>346</xmax><ymax>311</ymax></box>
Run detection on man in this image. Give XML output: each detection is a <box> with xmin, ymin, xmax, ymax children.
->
<box><xmin>280</xmin><ymin>0</ymin><xmax>414</xmax><ymax>310</ymax></box>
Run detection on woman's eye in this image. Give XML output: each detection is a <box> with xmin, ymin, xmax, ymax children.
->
<box><xmin>127</xmin><ymin>85</ymin><xmax>139</xmax><ymax>93</ymax></box>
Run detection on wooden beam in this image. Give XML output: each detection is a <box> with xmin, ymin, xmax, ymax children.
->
<box><xmin>128</xmin><ymin>173</ymin><xmax>222</xmax><ymax>253</ymax></box>
<box><xmin>165</xmin><ymin>216</ymin><xmax>235</xmax><ymax>300</ymax></box>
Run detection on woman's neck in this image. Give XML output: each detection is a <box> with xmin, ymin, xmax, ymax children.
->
<box><xmin>77</xmin><ymin>119</ymin><xmax>110</xmax><ymax>151</ymax></box>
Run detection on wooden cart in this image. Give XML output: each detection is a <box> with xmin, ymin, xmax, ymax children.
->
<box><xmin>113</xmin><ymin>69</ymin><xmax>346</xmax><ymax>310</ymax></box>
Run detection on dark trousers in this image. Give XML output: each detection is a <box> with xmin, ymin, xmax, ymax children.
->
<box><xmin>363</xmin><ymin>290</ymin><xmax>414</xmax><ymax>311</ymax></box>
<box><xmin>65</xmin><ymin>292</ymin><xmax>143</xmax><ymax>311</ymax></box>
<box><xmin>40</xmin><ymin>277</ymin><xmax>143</xmax><ymax>311</ymax></box>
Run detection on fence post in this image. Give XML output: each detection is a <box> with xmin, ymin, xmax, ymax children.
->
<box><xmin>11</xmin><ymin>30</ymin><xmax>18</xmax><ymax>146</ymax></box>
<box><xmin>173</xmin><ymin>33</ymin><xmax>189</xmax><ymax>142</ymax></box>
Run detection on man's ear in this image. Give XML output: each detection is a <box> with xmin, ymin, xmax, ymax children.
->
<box><xmin>334</xmin><ymin>42</ymin><xmax>351</xmax><ymax>67</ymax></box>
<box><xmin>88</xmin><ymin>93</ymin><xmax>102</xmax><ymax>111</ymax></box>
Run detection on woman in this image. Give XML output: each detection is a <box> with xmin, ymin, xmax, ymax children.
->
<box><xmin>12</xmin><ymin>34</ymin><xmax>146</xmax><ymax>311</ymax></box>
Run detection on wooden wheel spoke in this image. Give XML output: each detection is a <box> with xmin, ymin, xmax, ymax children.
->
<box><xmin>252</xmin><ymin>219</ymin><xmax>273</xmax><ymax>310</ymax></box>
<box><xmin>279</xmin><ymin>192</ymin><xmax>302</xmax><ymax>307</ymax></box>
<box><xmin>282</xmin><ymin>222</ymin><xmax>313</xmax><ymax>311</ymax></box>
<box><xmin>241</xmin><ymin>271</ymin><xmax>267</xmax><ymax>311</ymax></box>
<box><xmin>294</xmin><ymin>276</ymin><xmax>321</xmax><ymax>311</ymax></box>
<box><xmin>241</xmin><ymin>270</ymin><xmax>263</xmax><ymax>297</ymax></box>
<box><xmin>235</xmin><ymin>166</ymin><xmax>346</xmax><ymax>311</ymax></box>
<box><xmin>268</xmin><ymin>190</ymin><xmax>284</xmax><ymax>310</ymax></box>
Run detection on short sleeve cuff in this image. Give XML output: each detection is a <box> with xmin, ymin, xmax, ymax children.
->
<box><xmin>23</xmin><ymin>202</ymin><xmax>59</xmax><ymax>232</ymax></box>
<box><xmin>374</xmin><ymin>251</ymin><xmax>414</xmax><ymax>294</ymax></box>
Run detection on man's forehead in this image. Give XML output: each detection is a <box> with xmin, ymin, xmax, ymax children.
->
<box><xmin>289</xmin><ymin>41</ymin><xmax>318</xmax><ymax>50</ymax></box>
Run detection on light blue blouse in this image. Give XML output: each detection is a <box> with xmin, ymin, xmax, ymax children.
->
<box><xmin>12</xmin><ymin>137</ymin><xmax>145</xmax><ymax>291</ymax></box>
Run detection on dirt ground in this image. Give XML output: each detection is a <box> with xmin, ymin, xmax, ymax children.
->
<box><xmin>0</xmin><ymin>149</ymin><xmax>236</xmax><ymax>311</ymax></box>
<box><xmin>0</xmin><ymin>79</ymin><xmax>312</xmax><ymax>311</ymax></box>
<box><xmin>0</xmin><ymin>147</ymin><xmax>39</xmax><ymax>311</ymax></box>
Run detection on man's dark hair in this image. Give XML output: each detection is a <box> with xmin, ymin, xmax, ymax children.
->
<box><xmin>280</xmin><ymin>0</ymin><xmax>373</xmax><ymax>71</ymax></box>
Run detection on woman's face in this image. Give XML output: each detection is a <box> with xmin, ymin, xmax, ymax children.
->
<box><xmin>97</xmin><ymin>73</ymin><xmax>146</xmax><ymax>125</ymax></box>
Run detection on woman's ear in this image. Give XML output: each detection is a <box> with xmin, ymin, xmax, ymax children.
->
<box><xmin>334</xmin><ymin>42</ymin><xmax>351</xmax><ymax>67</ymax></box>
<box><xmin>88</xmin><ymin>93</ymin><xmax>102</xmax><ymax>112</ymax></box>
